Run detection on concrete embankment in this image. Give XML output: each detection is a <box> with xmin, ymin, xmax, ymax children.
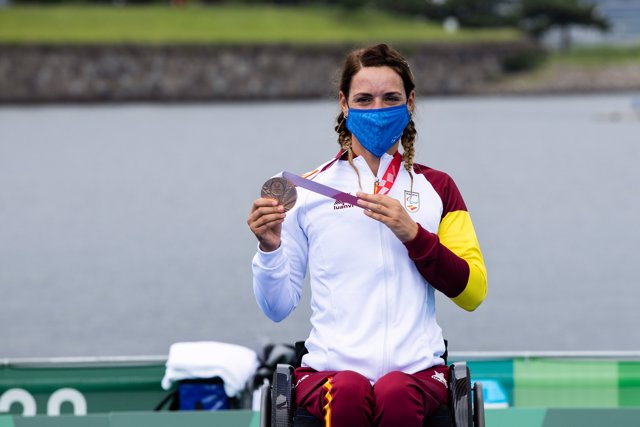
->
<box><xmin>0</xmin><ymin>42</ymin><xmax>544</xmax><ymax>103</ymax></box>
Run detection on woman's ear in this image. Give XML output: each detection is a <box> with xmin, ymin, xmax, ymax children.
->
<box><xmin>339</xmin><ymin>91</ymin><xmax>349</xmax><ymax>117</ymax></box>
<box><xmin>407</xmin><ymin>90</ymin><xmax>416</xmax><ymax>115</ymax></box>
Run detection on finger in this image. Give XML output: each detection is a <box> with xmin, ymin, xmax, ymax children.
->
<box><xmin>249</xmin><ymin>203</ymin><xmax>285</xmax><ymax>221</ymax></box>
<box><xmin>251</xmin><ymin>218</ymin><xmax>285</xmax><ymax>237</ymax></box>
<box><xmin>356</xmin><ymin>193</ymin><xmax>383</xmax><ymax>210</ymax></box>
<box><xmin>358</xmin><ymin>192</ymin><xmax>399</xmax><ymax>210</ymax></box>
<box><xmin>249</xmin><ymin>214</ymin><xmax>285</xmax><ymax>234</ymax></box>
<box><xmin>363</xmin><ymin>208</ymin><xmax>392</xmax><ymax>226</ymax></box>
<box><xmin>356</xmin><ymin>192</ymin><xmax>383</xmax><ymax>203</ymax></box>
<box><xmin>250</xmin><ymin>210</ymin><xmax>286</xmax><ymax>228</ymax></box>
<box><xmin>358</xmin><ymin>199</ymin><xmax>391</xmax><ymax>217</ymax></box>
<box><xmin>251</xmin><ymin>197</ymin><xmax>278</xmax><ymax>212</ymax></box>
<box><xmin>356</xmin><ymin>198</ymin><xmax>375</xmax><ymax>210</ymax></box>
<box><xmin>248</xmin><ymin>207</ymin><xmax>285</xmax><ymax>230</ymax></box>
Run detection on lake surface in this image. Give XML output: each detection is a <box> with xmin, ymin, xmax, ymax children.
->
<box><xmin>1</xmin><ymin>93</ymin><xmax>639</xmax><ymax>358</ymax></box>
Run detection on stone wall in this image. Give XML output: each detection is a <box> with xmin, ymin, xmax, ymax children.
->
<box><xmin>0</xmin><ymin>42</ymin><xmax>541</xmax><ymax>103</ymax></box>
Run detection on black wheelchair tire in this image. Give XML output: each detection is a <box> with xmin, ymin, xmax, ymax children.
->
<box><xmin>272</xmin><ymin>364</ymin><xmax>294</xmax><ymax>427</ymax></box>
<box><xmin>260</xmin><ymin>383</ymin><xmax>271</xmax><ymax>427</ymax></box>
<box><xmin>473</xmin><ymin>382</ymin><xmax>485</xmax><ymax>427</ymax></box>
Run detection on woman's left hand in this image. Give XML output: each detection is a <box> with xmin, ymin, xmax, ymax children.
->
<box><xmin>356</xmin><ymin>192</ymin><xmax>418</xmax><ymax>243</ymax></box>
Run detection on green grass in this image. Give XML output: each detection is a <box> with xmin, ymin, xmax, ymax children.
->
<box><xmin>0</xmin><ymin>5</ymin><xmax>520</xmax><ymax>44</ymax></box>
<box><xmin>551</xmin><ymin>45</ymin><xmax>640</xmax><ymax>66</ymax></box>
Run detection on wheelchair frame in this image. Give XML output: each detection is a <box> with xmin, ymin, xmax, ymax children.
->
<box><xmin>260</xmin><ymin>362</ymin><xmax>485</xmax><ymax>427</ymax></box>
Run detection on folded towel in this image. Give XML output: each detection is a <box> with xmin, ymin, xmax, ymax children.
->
<box><xmin>161</xmin><ymin>341</ymin><xmax>259</xmax><ymax>398</ymax></box>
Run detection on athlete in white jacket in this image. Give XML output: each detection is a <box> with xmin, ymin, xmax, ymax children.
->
<box><xmin>248</xmin><ymin>44</ymin><xmax>487</xmax><ymax>427</ymax></box>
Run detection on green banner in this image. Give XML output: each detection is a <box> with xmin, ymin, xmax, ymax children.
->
<box><xmin>110</xmin><ymin>411</ymin><xmax>257</xmax><ymax>427</ymax></box>
<box><xmin>6</xmin><ymin>411</ymin><xmax>257</xmax><ymax>427</ymax></box>
<box><xmin>12</xmin><ymin>415</ymin><xmax>107</xmax><ymax>427</ymax></box>
<box><xmin>1</xmin><ymin>409</ymin><xmax>640</xmax><ymax>427</ymax></box>
<box><xmin>486</xmin><ymin>408</ymin><xmax>546</xmax><ymax>427</ymax></box>
<box><xmin>0</xmin><ymin>415</ymin><xmax>15</xmax><ymax>427</ymax></box>
<box><xmin>543</xmin><ymin>408</ymin><xmax>640</xmax><ymax>427</ymax></box>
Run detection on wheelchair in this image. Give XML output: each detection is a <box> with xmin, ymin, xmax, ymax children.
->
<box><xmin>259</xmin><ymin>343</ymin><xmax>485</xmax><ymax>427</ymax></box>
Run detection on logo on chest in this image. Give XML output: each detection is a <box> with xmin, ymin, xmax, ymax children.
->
<box><xmin>404</xmin><ymin>190</ymin><xmax>420</xmax><ymax>213</ymax></box>
<box><xmin>333</xmin><ymin>199</ymin><xmax>354</xmax><ymax>210</ymax></box>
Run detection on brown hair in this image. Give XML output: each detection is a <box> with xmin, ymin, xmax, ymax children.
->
<box><xmin>335</xmin><ymin>44</ymin><xmax>417</xmax><ymax>186</ymax></box>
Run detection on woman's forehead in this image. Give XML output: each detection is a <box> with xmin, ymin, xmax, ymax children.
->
<box><xmin>350</xmin><ymin>66</ymin><xmax>404</xmax><ymax>94</ymax></box>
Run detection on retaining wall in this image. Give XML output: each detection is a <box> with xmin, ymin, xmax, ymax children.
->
<box><xmin>0</xmin><ymin>42</ymin><xmax>540</xmax><ymax>103</ymax></box>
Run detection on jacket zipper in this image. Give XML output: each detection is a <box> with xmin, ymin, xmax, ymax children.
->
<box><xmin>381</xmin><ymin>224</ymin><xmax>390</xmax><ymax>377</ymax></box>
<box><xmin>371</xmin><ymin>172</ymin><xmax>389</xmax><ymax>377</ymax></box>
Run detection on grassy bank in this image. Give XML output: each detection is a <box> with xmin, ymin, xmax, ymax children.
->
<box><xmin>0</xmin><ymin>4</ymin><xmax>520</xmax><ymax>44</ymax></box>
<box><xmin>551</xmin><ymin>44</ymin><xmax>640</xmax><ymax>66</ymax></box>
<box><xmin>474</xmin><ymin>43</ymin><xmax>640</xmax><ymax>94</ymax></box>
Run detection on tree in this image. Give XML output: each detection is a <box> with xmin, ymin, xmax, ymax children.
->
<box><xmin>374</xmin><ymin>0</ymin><xmax>517</xmax><ymax>27</ymax></box>
<box><xmin>519</xmin><ymin>0</ymin><xmax>610</xmax><ymax>51</ymax></box>
<box><xmin>439</xmin><ymin>0</ymin><xmax>517</xmax><ymax>27</ymax></box>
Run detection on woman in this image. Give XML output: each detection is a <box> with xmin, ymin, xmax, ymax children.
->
<box><xmin>247</xmin><ymin>44</ymin><xmax>487</xmax><ymax>427</ymax></box>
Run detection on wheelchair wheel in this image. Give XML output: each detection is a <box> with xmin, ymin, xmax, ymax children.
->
<box><xmin>449</xmin><ymin>362</ymin><xmax>472</xmax><ymax>427</ymax></box>
<box><xmin>260</xmin><ymin>383</ymin><xmax>271</xmax><ymax>427</ymax></box>
<box><xmin>272</xmin><ymin>364</ymin><xmax>294</xmax><ymax>427</ymax></box>
<box><xmin>473</xmin><ymin>381</ymin><xmax>485</xmax><ymax>427</ymax></box>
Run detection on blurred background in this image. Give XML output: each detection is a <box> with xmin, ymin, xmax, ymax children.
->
<box><xmin>0</xmin><ymin>0</ymin><xmax>639</xmax><ymax>359</ymax></box>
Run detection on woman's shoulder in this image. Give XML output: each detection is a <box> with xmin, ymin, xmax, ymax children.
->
<box><xmin>412</xmin><ymin>162</ymin><xmax>455</xmax><ymax>184</ymax></box>
<box><xmin>300</xmin><ymin>156</ymin><xmax>340</xmax><ymax>181</ymax></box>
<box><xmin>412</xmin><ymin>163</ymin><xmax>466</xmax><ymax>210</ymax></box>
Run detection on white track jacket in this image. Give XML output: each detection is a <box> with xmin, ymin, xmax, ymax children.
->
<box><xmin>252</xmin><ymin>152</ymin><xmax>487</xmax><ymax>383</ymax></box>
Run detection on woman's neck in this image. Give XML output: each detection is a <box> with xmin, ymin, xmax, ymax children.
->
<box><xmin>361</xmin><ymin>151</ymin><xmax>381</xmax><ymax>176</ymax></box>
<box><xmin>351</xmin><ymin>139</ymin><xmax>380</xmax><ymax>176</ymax></box>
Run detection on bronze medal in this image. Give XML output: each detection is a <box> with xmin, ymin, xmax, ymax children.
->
<box><xmin>261</xmin><ymin>177</ymin><xmax>297</xmax><ymax>211</ymax></box>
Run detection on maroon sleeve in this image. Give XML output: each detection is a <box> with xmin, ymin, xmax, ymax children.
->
<box><xmin>403</xmin><ymin>164</ymin><xmax>470</xmax><ymax>297</ymax></box>
<box><xmin>403</xmin><ymin>225</ymin><xmax>469</xmax><ymax>298</ymax></box>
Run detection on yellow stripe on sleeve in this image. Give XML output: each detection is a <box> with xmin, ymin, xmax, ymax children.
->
<box><xmin>438</xmin><ymin>210</ymin><xmax>487</xmax><ymax>311</ymax></box>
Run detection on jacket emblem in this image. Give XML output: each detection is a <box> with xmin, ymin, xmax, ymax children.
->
<box><xmin>333</xmin><ymin>199</ymin><xmax>353</xmax><ymax>210</ymax></box>
<box><xmin>404</xmin><ymin>190</ymin><xmax>420</xmax><ymax>213</ymax></box>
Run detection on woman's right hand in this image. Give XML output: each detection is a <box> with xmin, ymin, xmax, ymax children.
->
<box><xmin>247</xmin><ymin>198</ymin><xmax>286</xmax><ymax>252</ymax></box>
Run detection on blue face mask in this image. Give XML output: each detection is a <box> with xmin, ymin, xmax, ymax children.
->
<box><xmin>346</xmin><ymin>104</ymin><xmax>410</xmax><ymax>158</ymax></box>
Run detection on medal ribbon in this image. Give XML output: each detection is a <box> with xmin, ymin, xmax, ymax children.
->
<box><xmin>375</xmin><ymin>151</ymin><xmax>403</xmax><ymax>195</ymax></box>
<box><xmin>303</xmin><ymin>149</ymin><xmax>403</xmax><ymax>196</ymax></box>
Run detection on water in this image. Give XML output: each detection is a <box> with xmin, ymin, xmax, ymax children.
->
<box><xmin>1</xmin><ymin>94</ymin><xmax>639</xmax><ymax>358</ymax></box>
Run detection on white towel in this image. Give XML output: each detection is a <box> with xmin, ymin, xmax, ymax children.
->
<box><xmin>161</xmin><ymin>341</ymin><xmax>259</xmax><ymax>398</ymax></box>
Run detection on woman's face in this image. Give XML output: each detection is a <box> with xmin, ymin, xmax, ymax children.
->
<box><xmin>339</xmin><ymin>66</ymin><xmax>414</xmax><ymax>116</ymax></box>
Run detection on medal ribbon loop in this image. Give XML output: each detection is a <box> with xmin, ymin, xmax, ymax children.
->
<box><xmin>375</xmin><ymin>151</ymin><xmax>403</xmax><ymax>195</ymax></box>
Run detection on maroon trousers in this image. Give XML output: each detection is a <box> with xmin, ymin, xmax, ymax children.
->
<box><xmin>293</xmin><ymin>365</ymin><xmax>450</xmax><ymax>427</ymax></box>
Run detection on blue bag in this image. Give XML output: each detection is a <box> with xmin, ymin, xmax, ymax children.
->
<box><xmin>178</xmin><ymin>377</ymin><xmax>230</xmax><ymax>411</ymax></box>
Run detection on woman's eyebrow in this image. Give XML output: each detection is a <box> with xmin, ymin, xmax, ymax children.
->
<box><xmin>352</xmin><ymin>91</ymin><xmax>372</xmax><ymax>97</ymax></box>
<box><xmin>352</xmin><ymin>91</ymin><xmax>403</xmax><ymax>97</ymax></box>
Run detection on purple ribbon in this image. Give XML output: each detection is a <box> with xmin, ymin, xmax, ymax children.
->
<box><xmin>283</xmin><ymin>171</ymin><xmax>363</xmax><ymax>209</ymax></box>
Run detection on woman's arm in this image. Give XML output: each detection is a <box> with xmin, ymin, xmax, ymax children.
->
<box><xmin>251</xmin><ymin>204</ymin><xmax>309</xmax><ymax>322</ymax></box>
